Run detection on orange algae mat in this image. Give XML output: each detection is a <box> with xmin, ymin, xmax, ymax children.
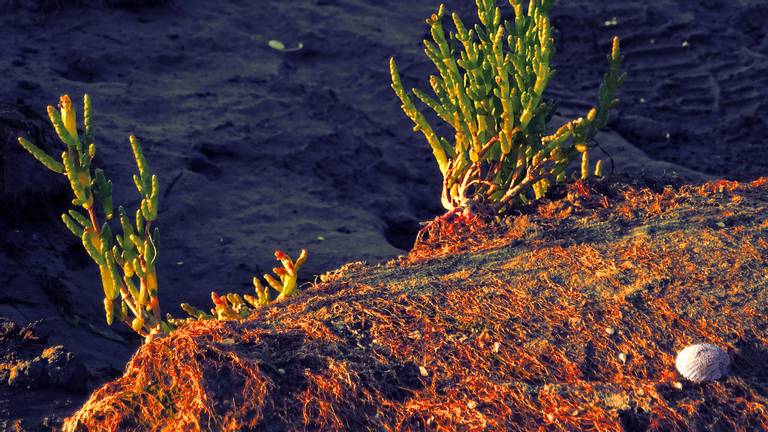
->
<box><xmin>65</xmin><ymin>178</ymin><xmax>768</xmax><ymax>431</ymax></box>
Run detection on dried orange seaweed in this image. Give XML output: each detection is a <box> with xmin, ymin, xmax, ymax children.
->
<box><xmin>65</xmin><ymin>178</ymin><xmax>768</xmax><ymax>432</ymax></box>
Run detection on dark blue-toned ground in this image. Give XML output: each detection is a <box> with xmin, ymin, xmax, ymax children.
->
<box><xmin>0</xmin><ymin>0</ymin><xmax>766</xmax><ymax>428</ymax></box>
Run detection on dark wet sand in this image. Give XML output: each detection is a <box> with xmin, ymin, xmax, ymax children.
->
<box><xmin>0</xmin><ymin>0</ymin><xmax>766</xmax><ymax>428</ymax></box>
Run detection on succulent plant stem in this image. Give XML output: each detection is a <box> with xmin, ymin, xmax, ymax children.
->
<box><xmin>391</xmin><ymin>1</ymin><xmax>625</xmax><ymax>214</ymax></box>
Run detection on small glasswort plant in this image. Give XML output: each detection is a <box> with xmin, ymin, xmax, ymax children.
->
<box><xmin>390</xmin><ymin>0</ymin><xmax>625</xmax><ymax>214</ymax></box>
<box><xmin>18</xmin><ymin>94</ymin><xmax>307</xmax><ymax>339</ymax></box>
<box><xmin>172</xmin><ymin>249</ymin><xmax>308</xmax><ymax>326</ymax></box>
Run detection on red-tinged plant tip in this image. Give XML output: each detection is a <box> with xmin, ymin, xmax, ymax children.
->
<box><xmin>211</xmin><ymin>291</ymin><xmax>224</xmax><ymax>305</ymax></box>
<box><xmin>173</xmin><ymin>249</ymin><xmax>310</xmax><ymax>325</ymax></box>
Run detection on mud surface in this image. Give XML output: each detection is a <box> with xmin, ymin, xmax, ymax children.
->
<box><xmin>0</xmin><ymin>0</ymin><xmax>766</xmax><ymax>428</ymax></box>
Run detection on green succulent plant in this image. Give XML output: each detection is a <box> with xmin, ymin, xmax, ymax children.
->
<box><xmin>18</xmin><ymin>95</ymin><xmax>308</xmax><ymax>339</ymax></box>
<box><xmin>170</xmin><ymin>249</ymin><xmax>308</xmax><ymax>325</ymax></box>
<box><xmin>390</xmin><ymin>0</ymin><xmax>625</xmax><ymax>213</ymax></box>
<box><xmin>18</xmin><ymin>94</ymin><xmax>163</xmax><ymax>337</ymax></box>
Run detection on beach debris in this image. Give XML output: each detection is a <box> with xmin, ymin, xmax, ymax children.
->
<box><xmin>605</xmin><ymin>327</ymin><xmax>615</xmax><ymax>335</ymax></box>
<box><xmin>604</xmin><ymin>17</ymin><xmax>619</xmax><ymax>27</ymax></box>
<box><xmin>268</xmin><ymin>39</ymin><xmax>304</xmax><ymax>52</ymax></box>
<box><xmin>618</xmin><ymin>352</ymin><xmax>628</xmax><ymax>364</ymax></box>
<box><xmin>675</xmin><ymin>343</ymin><xmax>730</xmax><ymax>383</ymax></box>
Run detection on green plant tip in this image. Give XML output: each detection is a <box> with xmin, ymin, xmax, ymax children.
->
<box><xmin>390</xmin><ymin>1</ymin><xmax>624</xmax><ymax>213</ymax></box>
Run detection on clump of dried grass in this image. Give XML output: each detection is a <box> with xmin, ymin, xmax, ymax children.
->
<box><xmin>65</xmin><ymin>178</ymin><xmax>768</xmax><ymax>431</ymax></box>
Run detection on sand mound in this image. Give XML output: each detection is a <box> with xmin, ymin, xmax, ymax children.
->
<box><xmin>64</xmin><ymin>178</ymin><xmax>768</xmax><ymax>431</ymax></box>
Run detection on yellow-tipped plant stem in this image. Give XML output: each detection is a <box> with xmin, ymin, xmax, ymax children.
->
<box><xmin>391</xmin><ymin>1</ymin><xmax>624</xmax><ymax>213</ymax></box>
<box><xmin>18</xmin><ymin>94</ymin><xmax>163</xmax><ymax>338</ymax></box>
<box><xmin>19</xmin><ymin>94</ymin><xmax>310</xmax><ymax>339</ymax></box>
<box><xmin>176</xmin><ymin>249</ymin><xmax>310</xmax><ymax>324</ymax></box>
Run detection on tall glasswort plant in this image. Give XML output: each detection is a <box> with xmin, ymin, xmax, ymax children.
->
<box><xmin>390</xmin><ymin>0</ymin><xmax>625</xmax><ymax>214</ymax></box>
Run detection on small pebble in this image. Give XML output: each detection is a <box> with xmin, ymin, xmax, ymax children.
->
<box><xmin>419</xmin><ymin>366</ymin><xmax>429</xmax><ymax>377</ymax></box>
<box><xmin>467</xmin><ymin>400</ymin><xmax>478</xmax><ymax>410</ymax></box>
<box><xmin>618</xmin><ymin>352</ymin><xmax>628</xmax><ymax>363</ymax></box>
<box><xmin>605</xmin><ymin>327</ymin><xmax>615</xmax><ymax>335</ymax></box>
<box><xmin>492</xmin><ymin>342</ymin><xmax>501</xmax><ymax>353</ymax></box>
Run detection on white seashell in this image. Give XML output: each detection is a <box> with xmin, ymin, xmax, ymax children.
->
<box><xmin>675</xmin><ymin>343</ymin><xmax>730</xmax><ymax>383</ymax></box>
